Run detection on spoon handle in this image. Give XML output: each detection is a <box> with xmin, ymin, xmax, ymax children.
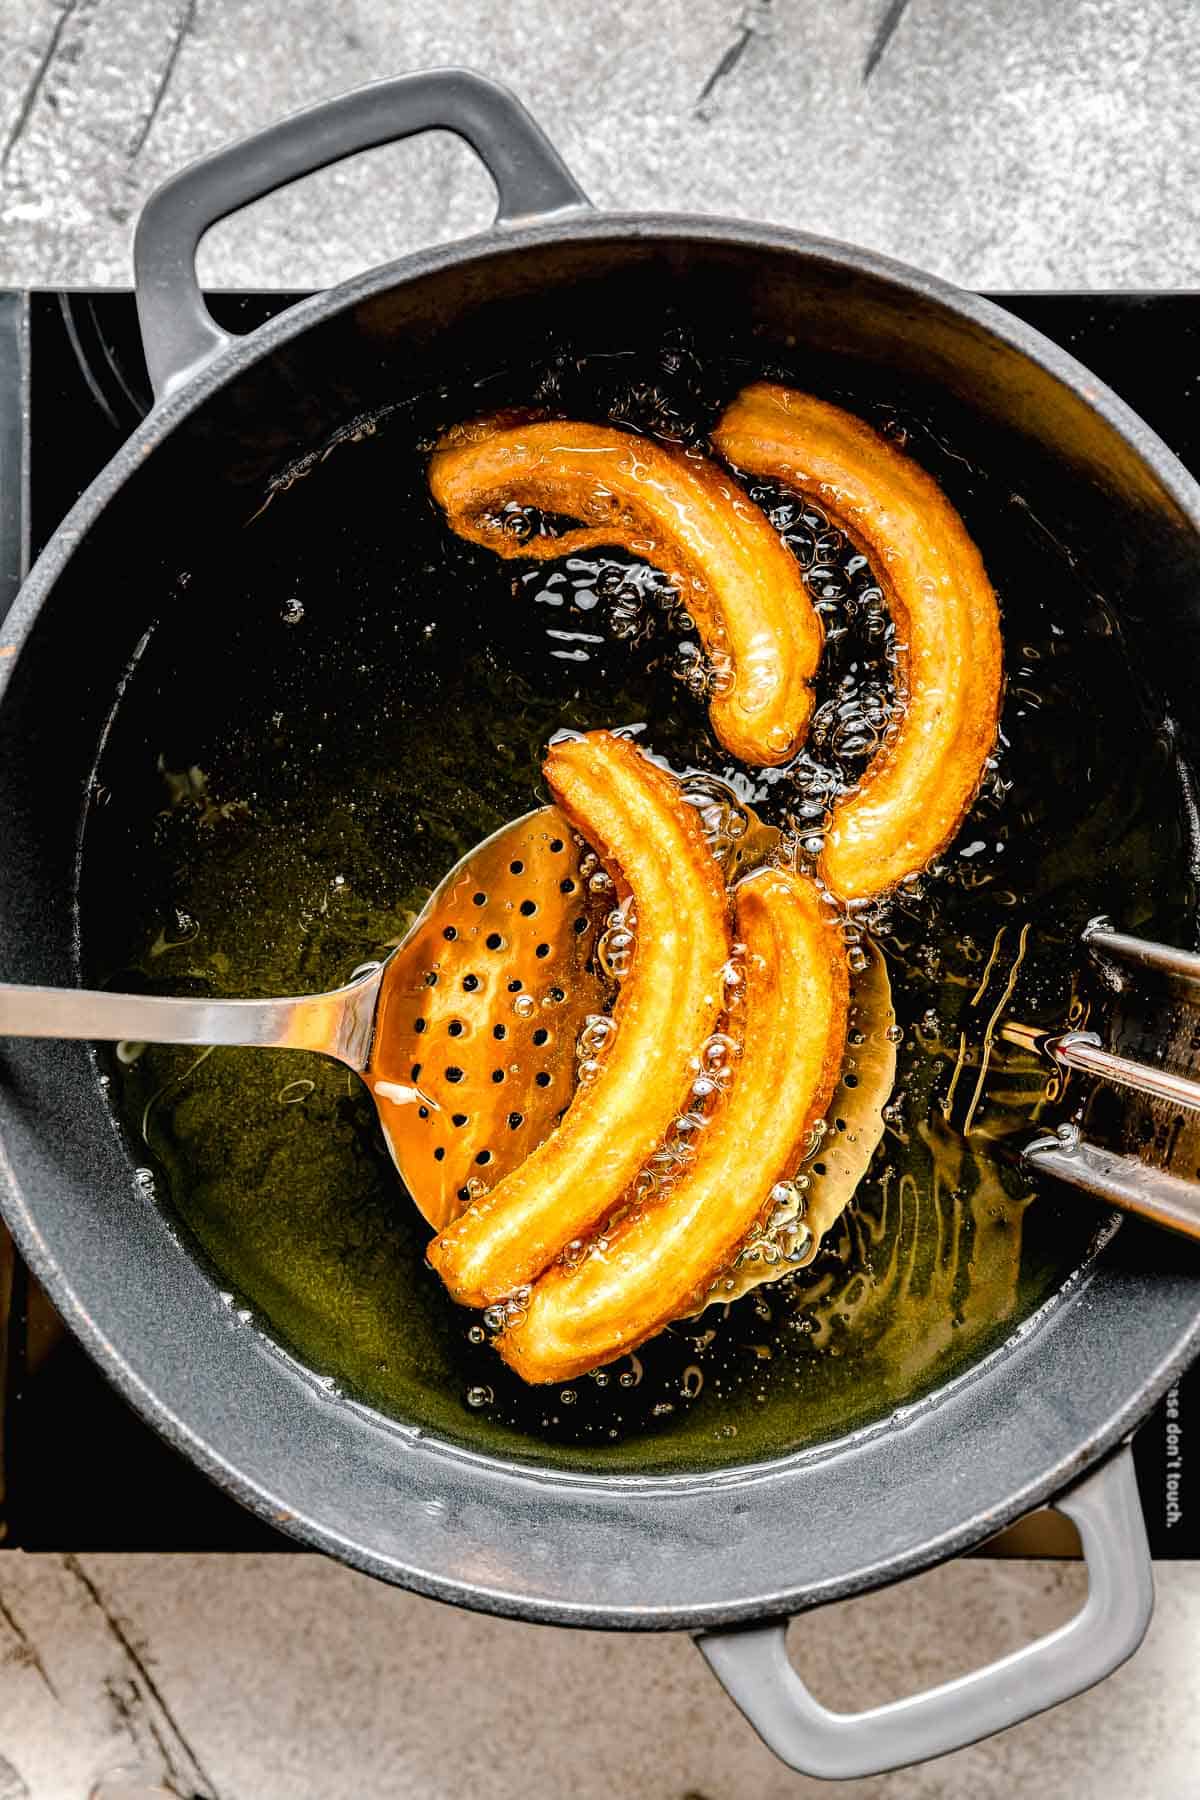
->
<box><xmin>0</xmin><ymin>978</ymin><xmax>378</xmax><ymax>1068</ymax></box>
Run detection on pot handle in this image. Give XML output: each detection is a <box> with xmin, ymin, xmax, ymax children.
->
<box><xmin>133</xmin><ymin>68</ymin><xmax>590</xmax><ymax>403</ymax></box>
<box><xmin>695</xmin><ymin>1443</ymin><xmax>1152</xmax><ymax>1781</ymax></box>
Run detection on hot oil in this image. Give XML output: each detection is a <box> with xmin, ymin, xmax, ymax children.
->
<box><xmin>83</xmin><ymin>332</ymin><xmax>1196</xmax><ymax>1475</ymax></box>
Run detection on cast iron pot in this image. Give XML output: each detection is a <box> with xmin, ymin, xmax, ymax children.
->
<box><xmin>1</xmin><ymin>70</ymin><xmax>1199</xmax><ymax>1782</ymax></box>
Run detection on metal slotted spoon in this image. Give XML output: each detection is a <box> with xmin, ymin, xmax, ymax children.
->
<box><xmin>0</xmin><ymin>775</ymin><xmax>901</xmax><ymax>1303</ymax></box>
<box><xmin>0</xmin><ymin>807</ymin><xmax>612</xmax><ymax>1232</ymax></box>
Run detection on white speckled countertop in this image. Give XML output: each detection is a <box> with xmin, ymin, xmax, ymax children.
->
<box><xmin>0</xmin><ymin>1</ymin><xmax>1198</xmax><ymax>1794</ymax></box>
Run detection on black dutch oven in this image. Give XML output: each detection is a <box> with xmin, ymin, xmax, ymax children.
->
<box><xmin>1</xmin><ymin>70</ymin><xmax>1199</xmax><ymax>1781</ymax></box>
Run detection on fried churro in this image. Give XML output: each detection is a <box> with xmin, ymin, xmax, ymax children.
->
<box><xmin>429</xmin><ymin>417</ymin><xmax>821</xmax><ymax>766</ymax></box>
<box><xmin>500</xmin><ymin>867</ymin><xmax>849</xmax><ymax>1384</ymax></box>
<box><xmin>427</xmin><ymin>731</ymin><xmax>730</xmax><ymax>1308</ymax></box>
<box><xmin>712</xmin><ymin>383</ymin><xmax>1003</xmax><ymax>903</ymax></box>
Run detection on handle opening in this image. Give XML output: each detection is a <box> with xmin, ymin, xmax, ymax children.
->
<box><xmin>192</xmin><ymin>131</ymin><xmax>495</xmax><ymax>293</ymax></box>
<box><xmin>135</xmin><ymin>68</ymin><xmax>590</xmax><ymax>403</ymax></box>
<box><xmin>697</xmin><ymin>1445</ymin><xmax>1152</xmax><ymax>1781</ymax></box>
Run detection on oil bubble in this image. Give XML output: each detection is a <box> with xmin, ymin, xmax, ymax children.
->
<box><xmin>278</xmin><ymin>1078</ymin><xmax>315</xmax><ymax>1106</ymax></box>
<box><xmin>579</xmin><ymin>1013</ymin><xmax>618</xmax><ymax>1056</ymax></box>
<box><xmin>598</xmin><ymin>913</ymin><xmax>637</xmax><ymax>979</ymax></box>
<box><xmin>702</xmin><ymin>1033</ymin><xmax>738</xmax><ymax>1073</ymax></box>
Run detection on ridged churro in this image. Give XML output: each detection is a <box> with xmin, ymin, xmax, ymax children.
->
<box><xmin>429</xmin><ymin>417</ymin><xmax>822</xmax><ymax>765</ymax></box>
<box><xmin>712</xmin><ymin>383</ymin><xmax>1003</xmax><ymax>902</ymax></box>
<box><xmin>500</xmin><ymin>867</ymin><xmax>849</xmax><ymax>1383</ymax></box>
<box><xmin>427</xmin><ymin>731</ymin><xmax>730</xmax><ymax>1308</ymax></box>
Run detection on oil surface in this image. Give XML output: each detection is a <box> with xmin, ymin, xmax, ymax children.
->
<box><xmin>81</xmin><ymin>335</ymin><xmax>1196</xmax><ymax>1474</ymax></box>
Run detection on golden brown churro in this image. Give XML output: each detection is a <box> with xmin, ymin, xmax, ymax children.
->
<box><xmin>427</xmin><ymin>731</ymin><xmax>730</xmax><ymax>1308</ymax></box>
<box><xmin>500</xmin><ymin>868</ymin><xmax>849</xmax><ymax>1384</ymax></box>
<box><xmin>712</xmin><ymin>383</ymin><xmax>1003</xmax><ymax>903</ymax></box>
<box><xmin>429</xmin><ymin>417</ymin><xmax>822</xmax><ymax>765</ymax></box>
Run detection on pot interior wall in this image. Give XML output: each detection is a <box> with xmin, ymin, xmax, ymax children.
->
<box><xmin>3</xmin><ymin>232</ymin><xmax>1200</xmax><ymax>1491</ymax></box>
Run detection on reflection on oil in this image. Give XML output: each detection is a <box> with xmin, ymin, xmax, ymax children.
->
<box><xmin>805</xmin><ymin>1114</ymin><xmax>1031</xmax><ymax>1390</ymax></box>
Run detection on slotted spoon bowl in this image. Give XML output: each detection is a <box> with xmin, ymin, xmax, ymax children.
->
<box><xmin>0</xmin><ymin>806</ymin><xmax>610</xmax><ymax>1231</ymax></box>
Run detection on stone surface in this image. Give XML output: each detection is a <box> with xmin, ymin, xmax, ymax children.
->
<box><xmin>0</xmin><ymin>1550</ymin><xmax>1198</xmax><ymax>1799</ymax></box>
<box><xmin>0</xmin><ymin>0</ymin><xmax>1197</xmax><ymax>293</ymax></box>
<box><xmin>0</xmin><ymin>0</ymin><xmax>1198</xmax><ymax>1795</ymax></box>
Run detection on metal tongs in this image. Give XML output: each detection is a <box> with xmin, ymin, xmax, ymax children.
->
<box><xmin>1015</xmin><ymin>924</ymin><xmax>1200</xmax><ymax>1239</ymax></box>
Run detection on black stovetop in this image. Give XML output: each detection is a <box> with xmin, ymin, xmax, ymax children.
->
<box><xmin>1</xmin><ymin>287</ymin><xmax>1197</xmax><ymax>1558</ymax></box>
